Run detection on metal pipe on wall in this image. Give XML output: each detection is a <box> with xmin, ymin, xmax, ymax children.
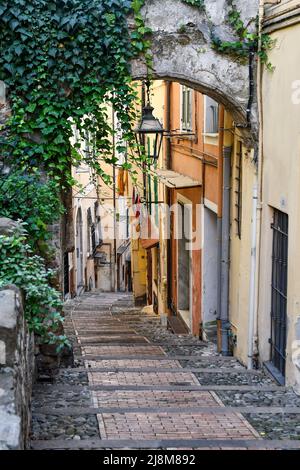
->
<box><xmin>217</xmin><ymin>107</ymin><xmax>225</xmax><ymax>350</ymax></box>
<box><xmin>247</xmin><ymin>0</ymin><xmax>265</xmax><ymax>369</ymax></box>
<box><xmin>220</xmin><ymin>144</ymin><xmax>232</xmax><ymax>356</ymax></box>
<box><xmin>165</xmin><ymin>82</ymin><xmax>173</xmax><ymax>312</ymax></box>
<box><xmin>248</xmin><ymin>182</ymin><xmax>258</xmax><ymax>368</ymax></box>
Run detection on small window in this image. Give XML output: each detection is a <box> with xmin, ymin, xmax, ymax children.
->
<box><xmin>204</xmin><ymin>96</ymin><xmax>219</xmax><ymax>134</ymax></box>
<box><xmin>181</xmin><ymin>85</ymin><xmax>193</xmax><ymax>132</ymax></box>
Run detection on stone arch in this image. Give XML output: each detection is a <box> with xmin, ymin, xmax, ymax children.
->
<box><xmin>131</xmin><ymin>0</ymin><xmax>260</xmax><ymax>144</ymax></box>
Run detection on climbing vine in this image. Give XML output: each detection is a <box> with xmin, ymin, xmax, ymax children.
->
<box><xmin>0</xmin><ymin>224</ymin><xmax>70</xmax><ymax>351</ymax></box>
<box><xmin>0</xmin><ymin>0</ymin><xmax>151</xmax><ymax>347</ymax></box>
<box><xmin>182</xmin><ymin>0</ymin><xmax>205</xmax><ymax>10</ymax></box>
<box><xmin>211</xmin><ymin>1</ymin><xmax>275</xmax><ymax>70</ymax></box>
<box><xmin>0</xmin><ymin>170</ymin><xmax>64</xmax><ymax>255</ymax></box>
<box><xmin>0</xmin><ymin>0</ymin><xmax>150</xmax><ymax>186</ymax></box>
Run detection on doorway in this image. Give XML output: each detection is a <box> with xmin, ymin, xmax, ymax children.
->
<box><xmin>269</xmin><ymin>209</ymin><xmax>289</xmax><ymax>382</ymax></box>
<box><xmin>177</xmin><ymin>201</ymin><xmax>192</xmax><ymax>331</ymax></box>
<box><xmin>202</xmin><ymin>207</ymin><xmax>218</xmax><ymax>339</ymax></box>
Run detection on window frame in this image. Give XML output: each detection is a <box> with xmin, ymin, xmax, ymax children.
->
<box><xmin>203</xmin><ymin>95</ymin><xmax>219</xmax><ymax>136</ymax></box>
<box><xmin>180</xmin><ymin>85</ymin><xmax>193</xmax><ymax>133</ymax></box>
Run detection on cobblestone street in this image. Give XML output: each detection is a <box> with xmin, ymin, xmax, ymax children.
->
<box><xmin>30</xmin><ymin>293</ymin><xmax>300</xmax><ymax>450</ymax></box>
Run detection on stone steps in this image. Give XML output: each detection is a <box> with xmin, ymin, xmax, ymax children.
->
<box><xmin>30</xmin><ymin>292</ymin><xmax>300</xmax><ymax>449</ymax></box>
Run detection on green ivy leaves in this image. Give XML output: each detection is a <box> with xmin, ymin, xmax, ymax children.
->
<box><xmin>0</xmin><ymin>225</ymin><xmax>70</xmax><ymax>350</ymax></box>
<box><xmin>182</xmin><ymin>0</ymin><xmax>205</xmax><ymax>10</ymax></box>
<box><xmin>0</xmin><ymin>0</ymin><xmax>147</xmax><ymax>184</ymax></box>
<box><xmin>0</xmin><ymin>171</ymin><xmax>64</xmax><ymax>251</ymax></box>
<box><xmin>0</xmin><ymin>0</ymin><xmax>151</xmax><ymax>348</ymax></box>
<box><xmin>211</xmin><ymin>3</ymin><xmax>275</xmax><ymax>71</ymax></box>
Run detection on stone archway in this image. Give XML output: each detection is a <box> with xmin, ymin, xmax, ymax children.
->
<box><xmin>131</xmin><ymin>0</ymin><xmax>260</xmax><ymax>144</ymax></box>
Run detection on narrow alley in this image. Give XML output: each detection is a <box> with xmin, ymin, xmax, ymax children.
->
<box><xmin>30</xmin><ymin>293</ymin><xmax>300</xmax><ymax>450</ymax></box>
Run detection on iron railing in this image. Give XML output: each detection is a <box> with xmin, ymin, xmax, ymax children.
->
<box><xmin>270</xmin><ymin>209</ymin><xmax>289</xmax><ymax>379</ymax></box>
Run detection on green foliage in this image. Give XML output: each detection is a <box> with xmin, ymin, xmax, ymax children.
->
<box><xmin>211</xmin><ymin>2</ymin><xmax>275</xmax><ymax>71</ymax></box>
<box><xmin>0</xmin><ymin>171</ymin><xmax>64</xmax><ymax>250</ymax></box>
<box><xmin>182</xmin><ymin>0</ymin><xmax>205</xmax><ymax>10</ymax></box>
<box><xmin>0</xmin><ymin>0</ymin><xmax>149</xmax><ymax>185</ymax></box>
<box><xmin>0</xmin><ymin>0</ymin><xmax>151</xmax><ymax>348</ymax></box>
<box><xmin>0</xmin><ymin>224</ymin><xmax>70</xmax><ymax>351</ymax></box>
<box><xmin>131</xmin><ymin>0</ymin><xmax>153</xmax><ymax>69</ymax></box>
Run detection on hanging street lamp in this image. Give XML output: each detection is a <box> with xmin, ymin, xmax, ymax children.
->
<box><xmin>134</xmin><ymin>79</ymin><xmax>165</xmax><ymax>164</ymax></box>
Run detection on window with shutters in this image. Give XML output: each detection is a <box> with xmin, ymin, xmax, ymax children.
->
<box><xmin>204</xmin><ymin>95</ymin><xmax>219</xmax><ymax>134</ymax></box>
<box><xmin>181</xmin><ymin>85</ymin><xmax>193</xmax><ymax>132</ymax></box>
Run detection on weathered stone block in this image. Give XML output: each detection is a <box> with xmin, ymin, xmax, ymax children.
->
<box><xmin>0</xmin><ymin>410</ymin><xmax>21</xmax><ymax>450</ymax></box>
<box><xmin>0</xmin><ymin>290</ymin><xmax>17</xmax><ymax>329</ymax></box>
<box><xmin>0</xmin><ymin>341</ymin><xmax>5</xmax><ymax>365</ymax></box>
<box><xmin>0</xmin><ymin>286</ymin><xmax>34</xmax><ymax>449</ymax></box>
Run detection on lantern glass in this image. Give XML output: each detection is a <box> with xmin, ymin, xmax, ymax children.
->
<box><xmin>135</xmin><ymin>102</ymin><xmax>165</xmax><ymax>163</ymax></box>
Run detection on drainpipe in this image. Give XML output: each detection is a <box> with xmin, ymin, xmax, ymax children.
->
<box><xmin>248</xmin><ymin>0</ymin><xmax>265</xmax><ymax>369</ymax></box>
<box><xmin>166</xmin><ymin>81</ymin><xmax>172</xmax><ymax>170</ymax></box>
<box><xmin>220</xmin><ymin>143</ymin><xmax>232</xmax><ymax>356</ymax></box>
<box><xmin>248</xmin><ymin>182</ymin><xmax>258</xmax><ymax>368</ymax></box>
<box><xmin>165</xmin><ymin>82</ymin><xmax>173</xmax><ymax>312</ymax></box>
<box><xmin>217</xmin><ymin>106</ymin><xmax>224</xmax><ymax>351</ymax></box>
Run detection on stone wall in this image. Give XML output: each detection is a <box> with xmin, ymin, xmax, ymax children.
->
<box><xmin>0</xmin><ymin>287</ymin><xmax>35</xmax><ymax>450</ymax></box>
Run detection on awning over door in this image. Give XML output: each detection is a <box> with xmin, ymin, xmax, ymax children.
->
<box><xmin>153</xmin><ymin>169</ymin><xmax>201</xmax><ymax>188</ymax></box>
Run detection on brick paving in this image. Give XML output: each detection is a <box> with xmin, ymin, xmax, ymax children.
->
<box><xmin>88</xmin><ymin>371</ymin><xmax>199</xmax><ymax>386</ymax></box>
<box><xmin>79</xmin><ymin>334</ymin><xmax>150</xmax><ymax>344</ymax></box>
<box><xmin>84</xmin><ymin>359</ymin><xmax>182</xmax><ymax>369</ymax></box>
<box><xmin>91</xmin><ymin>390</ymin><xmax>221</xmax><ymax>408</ymax></box>
<box><xmin>82</xmin><ymin>345</ymin><xmax>166</xmax><ymax>356</ymax></box>
<box><xmin>97</xmin><ymin>412</ymin><xmax>258</xmax><ymax>440</ymax></box>
<box><xmin>30</xmin><ymin>292</ymin><xmax>300</xmax><ymax>450</ymax></box>
<box><xmin>78</xmin><ymin>294</ymin><xmax>259</xmax><ymax>444</ymax></box>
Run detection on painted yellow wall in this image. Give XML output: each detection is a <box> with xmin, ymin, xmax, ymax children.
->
<box><xmin>129</xmin><ymin>81</ymin><xmax>166</xmax><ymax>305</ymax></box>
<box><xmin>229</xmin><ymin>140</ymin><xmax>256</xmax><ymax>363</ymax></box>
<box><xmin>259</xmin><ymin>20</ymin><xmax>300</xmax><ymax>387</ymax></box>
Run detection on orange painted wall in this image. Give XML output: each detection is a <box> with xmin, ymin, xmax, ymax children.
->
<box><xmin>168</xmin><ymin>82</ymin><xmax>219</xmax><ymax>206</ymax></box>
<box><xmin>167</xmin><ymin>82</ymin><xmax>221</xmax><ymax>336</ymax></box>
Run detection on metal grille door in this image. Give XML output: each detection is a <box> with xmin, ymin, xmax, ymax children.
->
<box><xmin>270</xmin><ymin>209</ymin><xmax>288</xmax><ymax>379</ymax></box>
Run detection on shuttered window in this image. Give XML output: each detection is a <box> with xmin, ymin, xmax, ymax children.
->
<box><xmin>181</xmin><ymin>86</ymin><xmax>193</xmax><ymax>132</ymax></box>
